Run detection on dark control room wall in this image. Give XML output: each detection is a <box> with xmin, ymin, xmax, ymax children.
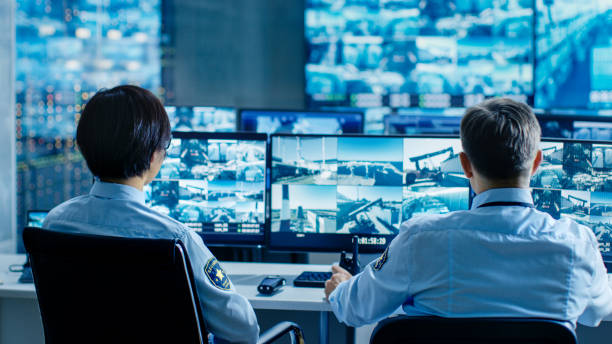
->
<box><xmin>162</xmin><ymin>0</ymin><xmax>305</xmax><ymax>108</ymax></box>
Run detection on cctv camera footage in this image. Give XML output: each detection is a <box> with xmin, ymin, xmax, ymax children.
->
<box><xmin>531</xmin><ymin>141</ymin><xmax>612</xmax><ymax>255</ymax></box>
<box><xmin>165</xmin><ymin>106</ymin><xmax>236</xmax><ymax>132</ymax></box>
<box><xmin>306</xmin><ymin>0</ymin><xmax>533</xmax><ymax>107</ymax></box>
<box><xmin>270</xmin><ymin>136</ymin><xmax>470</xmax><ymax>237</ymax></box>
<box><xmin>240</xmin><ymin>110</ymin><xmax>363</xmax><ymax>134</ymax></box>
<box><xmin>145</xmin><ymin>137</ymin><xmax>266</xmax><ymax>235</ymax></box>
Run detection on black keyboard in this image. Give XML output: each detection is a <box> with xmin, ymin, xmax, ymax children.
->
<box><xmin>293</xmin><ymin>271</ymin><xmax>332</xmax><ymax>288</ymax></box>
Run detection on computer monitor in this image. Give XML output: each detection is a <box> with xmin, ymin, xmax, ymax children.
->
<box><xmin>319</xmin><ymin>106</ymin><xmax>393</xmax><ymax>134</ymax></box>
<box><xmin>268</xmin><ymin>134</ymin><xmax>470</xmax><ymax>252</ymax></box>
<box><xmin>535</xmin><ymin>1</ymin><xmax>612</xmax><ymax>109</ymax></box>
<box><xmin>530</xmin><ymin>139</ymin><xmax>612</xmax><ymax>261</ymax></box>
<box><xmin>145</xmin><ymin>132</ymin><xmax>267</xmax><ymax>246</ymax></box>
<box><xmin>384</xmin><ymin>111</ymin><xmax>463</xmax><ymax>135</ymax></box>
<box><xmin>164</xmin><ymin>106</ymin><xmax>236</xmax><ymax>132</ymax></box>
<box><xmin>238</xmin><ymin>109</ymin><xmax>364</xmax><ymax>134</ymax></box>
<box><xmin>306</xmin><ymin>0</ymin><xmax>534</xmax><ymax>108</ymax></box>
<box><xmin>26</xmin><ymin>210</ymin><xmax>49</xmax><ymax>228</ymax></box>
<box><xmin>537</xmin><ymin>113</ymin><xmax>612</xmax><ymax>140</ymax></box>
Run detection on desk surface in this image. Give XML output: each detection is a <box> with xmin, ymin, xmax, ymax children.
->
<box><xmin>3</xmin><ymin>253</ymin><xmax>612</xmax><ymax>315</ymax></box>
<box><xmin>0</xmin><ymin>254</ymin><xmax>332</xmax><ymax>311</ymax></box>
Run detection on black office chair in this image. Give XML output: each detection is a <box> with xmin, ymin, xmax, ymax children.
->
<box><xmin>23</xmin><ymin>227</ymin><xmax>304</xmax><ymax>344</ymax></box>
<box><xmin>370</xmin><ymin>315</ymin><xmax>577</xmax><ymax>344</ymax></box>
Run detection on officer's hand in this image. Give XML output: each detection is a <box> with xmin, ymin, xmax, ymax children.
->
<box><xmin>324</xmin><ymin>265</ymin><xmax>352</xmax><ymax>300</ymax></box>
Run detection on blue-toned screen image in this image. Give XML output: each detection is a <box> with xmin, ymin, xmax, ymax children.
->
<box><xmin>145</xmin><ymin>136</ymin><xmax>267</xmax><ymax>239</ymax></box>
<box><xmin>306</xmin><ymin>0</ymin><xmax>533</xmax><ymax>107</ymax></box>
<box><xmin>402</xmin><ymin>137</ymin><xmax>469</xmax><ymax>222</ymax></box>
<box><xmin>270</xmin><ymin>135</ymin><xmax>470</xmax><ymax>239</ymax></box>
<box><xmin>535</xmin><ymin>0</ymin><xmax>612</xmax><ymax>109</ymax></box>
<box><xmin>531</xmin><ymin>140</ymin><xmax>612</xmax><ymax>257</ymax></box>
<box><xmin>239</xmin><ymin>109</ymin><xmax>363</xmax><ymax>134</ymax></box>
<box><xmin>271</xmin><ymin>136</ymin><xmax>338</xmax><ymax>185</ymax></box>
<box><xmin>26</xmin><ymin>211</ymin><xmax>49</xmax><ymax>228</ymax></box>
<box><xmin>165</xmin><ymin>106</ymin><xmax>236</xmax><ymax>132</ymax></box>
<box><xmin>385</xmin><ymin>108</ymin><xmax>464</xmax><ymax>135</ymax></box>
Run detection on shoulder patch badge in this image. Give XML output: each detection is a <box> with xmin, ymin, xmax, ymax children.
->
<box><xmin>204</xmin><ymin>258</ymin><xmax>231</xmax><ymax>290</ymax></box>
<box><xmin>373</xmin><ymin>247</ymin><xmax>389</xmax><ymax>272</ymax></box>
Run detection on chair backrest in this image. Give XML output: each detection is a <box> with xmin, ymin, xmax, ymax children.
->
<box><xmin>370</xmin><ymin>315</ymin><xmax>577</xmax><ymax>344</ymax></box>
<box><xmin>23</xmin><ymin>227</ymin><xmax>207</xmax><ymax>344</ymax></box>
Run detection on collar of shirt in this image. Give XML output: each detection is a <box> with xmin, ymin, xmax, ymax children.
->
<box><xmin>470</xmin><ymin>187</ymin><xmax>534</xmax><ymax>210</ymax></box>
<box><xmin>89</xmin><ymin>180</ymin><xmax>146</xmax><ymax>204</ymax></box>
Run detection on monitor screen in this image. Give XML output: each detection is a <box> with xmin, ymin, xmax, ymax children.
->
<box><xmin>164</xmin><ymin>106</ymin><xmax>236</xmax><ymax>132</ymax></box>
<box><xmin>537</xmin><ymin>114</ymin><xmax>612</xmax><ymax>140</ymax></box>
<box><xmin>269</xmin><ymin>134</ymin><xmax>470</xmax><ymax>252</ymax></box>
<box><xmin>530</xmin><ymin>139</ymin><xmax>612</xmax><ymax>260</ymax></box>
<box><xmin>26</xmin><ymin>210</ymin><xmax>48</xmax><ymax>228</ymax></box>
<box><xmin>384</xmin><ymin>108</ymin><xmax>463</xmax><ymax>135</ymax></box>
<box><xmin>238</xmin><ymin>109</ymin><xmax>364</xmax><ymax>134</ymax></box>
<box><xmin>319</xmin><ymin>107</ymin><xmax>392</xmax><ymax>134</ymax></box>
<box><xmin>145</xmin><ymin>132</ymin><xmax>267</xmax><ymax>246</ymax></box>
<box><xmin>306</xmin><ymin>0</ymin><xmax>533</xmax><ymax>108</ymax></box>
<box><xmin>535</xmin><ymin>1</ymin><xmax>612</xmax><ymax>109</ymax></box>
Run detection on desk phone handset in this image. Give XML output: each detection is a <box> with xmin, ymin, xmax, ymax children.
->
<box><xmin>339</xmin><ymin>235</ymin><xmax>360</xmax><ymax>276</ymax></box>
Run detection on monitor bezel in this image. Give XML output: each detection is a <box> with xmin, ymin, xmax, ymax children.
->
<box><xmin>266</xmin><ymin>133</ymin><xmax>466</xmax><ymax>253</ymax></box>
<box><xmin>156</xmin><ymin>131</ymin><xmax>269</xmax><ymax>247</ymax></box>
<box><xmin>237</xmin><ymin>108</ymin><xmax>365</xmax><ymax>134</ymax></box>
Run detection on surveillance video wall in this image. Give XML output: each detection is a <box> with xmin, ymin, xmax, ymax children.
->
<box><xmin>145</xmin><ymin>137</ymin><xmax>266</xmax><ymax>236</ymax></box>
<box><xmin>165</xmin><ymin>106</ymin><xmax>236</xmax><ymax>132</ymax></box>
<box><xmin>531</xmin><ymin>141</ymin><xmax>612</xmax><ymax>255</ymax></box>
<box><xmin>306</xmin><ymin>0</ymin><xmax>533</xmax><ymax>108</ymax></box>
<box><xmin>270</xmin><ymin>135</ymin><xmax>469</xmax><ymax>238</ymax></box>
<box><xmin>535</xmin><ymin>0</ymin><xmax>612</xmax><ymax>109</ymax></box>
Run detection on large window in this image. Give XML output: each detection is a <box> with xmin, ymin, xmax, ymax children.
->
<box><xmin>15</xmin><ymin>0</ymin><xmax>160</xmax><ymax>250</ymax></box>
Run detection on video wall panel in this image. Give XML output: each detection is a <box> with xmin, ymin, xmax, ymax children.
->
<box><xmin>531</xmin><ymin>140</ymin><xmax>612</xmax><ymax>256</ymax></box>
<box><xmin>269</xmin><ymin>134</ymin><xmax>470</xmax><ymax>252</ymax></box>
<box><xmin>306</xmin><ymin>0</ymin><xmax>534</xmax><ymax>108</ymax></box>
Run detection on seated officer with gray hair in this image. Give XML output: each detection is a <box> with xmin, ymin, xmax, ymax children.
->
<box><xmin>325</xmin><ymin>98</ymin><xmax>612</xmax><ymax>328</ymax></box>
<box><xmin>43</xmin><ymin>85</ymin><xmax>259</xmax><ymax>344</ymax></box>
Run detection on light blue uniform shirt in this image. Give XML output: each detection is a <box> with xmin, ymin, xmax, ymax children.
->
<box><xmin>43</xmin><ymin>181</ymin><xmax>259</xmax><ymax>344</ymax></box>
<box><xmin>329</xmin><ymin>188</ymin><xmax>612</xmax><ymax>328</ymax></box>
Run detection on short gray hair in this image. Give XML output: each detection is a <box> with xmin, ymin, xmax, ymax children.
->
<box><xmin>460</xmin><ymin>98</ymin><xmax>541</xmax><ymax>180</ymax></box>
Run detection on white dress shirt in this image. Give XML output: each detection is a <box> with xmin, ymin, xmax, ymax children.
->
<box><xmin>329</xmin><ymin>188</ymin><xmax>612</xmax><ymax>328</ymax></box>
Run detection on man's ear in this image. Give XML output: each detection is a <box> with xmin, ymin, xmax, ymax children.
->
<box><xmin>459</xmin><ymin>152</ymin><xmax>473</xmax><ymax>178</ymax></box>
<box><xmin>150</xmin><ymin>149</ymin><xmax>163</xmax><ymax>168</ymax></box>
<box><xmin>531</xmin><ymin>150</ymin><xmax>542</xmax><ymax>176</ymax></box>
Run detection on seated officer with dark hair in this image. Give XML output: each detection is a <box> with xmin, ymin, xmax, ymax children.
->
<box><xmin>43</xmin><ymin>85</ymin><xmax>259</xmax><ymax>344</ymax></box>
<box><xmin>325</xmin><ymin>98</ymin><xmax>612</xmax><ymax>328</ymax></box>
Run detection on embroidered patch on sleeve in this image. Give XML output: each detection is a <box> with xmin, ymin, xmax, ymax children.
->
<box><xmin>204</xmin><ymin>258</ymin><xmax>231</xmax><ymax>290</ymax></box>
<box><xmin>373</xmin><ymin>247</ymin><xmax>389</xmax><ymax>271</ymax></box>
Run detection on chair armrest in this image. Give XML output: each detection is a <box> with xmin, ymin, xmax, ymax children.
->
<box><xmin>257</xmin><ymin>321</ymin><xmax>304</xmax><ymax>344</ymax></box>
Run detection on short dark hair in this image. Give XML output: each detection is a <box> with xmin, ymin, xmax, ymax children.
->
<box><xmin>76</xmin><ymin>85</ymin><xmax>171</xmax><ymax>179</ymax></box>
<box><xmin>460</xmin><ymin>98</ymin><xmax>541</xmax><ymax>180</ymax></box>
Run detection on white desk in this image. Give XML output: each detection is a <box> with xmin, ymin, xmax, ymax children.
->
<box><xmin>2</xmin><ymin>254</ymin><xmax>612</xmax><ymax>344</ymax></box>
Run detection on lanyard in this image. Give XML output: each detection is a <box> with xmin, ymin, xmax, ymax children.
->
<box><xmin>477</xmin><ymin>201</ymin><xmax>534</xmax><ymax>209</ymax></box>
